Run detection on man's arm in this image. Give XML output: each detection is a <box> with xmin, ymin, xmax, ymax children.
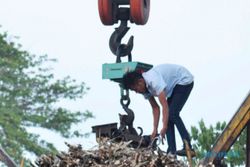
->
<box><xmin>149</xmin><ymin>96</ymin><xmax>160</xmax><ymax>138</ymax></box>
<box><xmin>158</xmin><ymin>91</ymin><xmax>169</xmax><ymax>138</ymax></box>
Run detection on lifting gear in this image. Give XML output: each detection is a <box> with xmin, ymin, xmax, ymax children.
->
<box><xmin>98</xmin><ymin>0</ymin><xmax>153</xmax><ymax>110</ymax></box>
<box><xmin>93</xmin><ymin>0</ymin><xmax>154</xmax><ymax>148</ymax></box>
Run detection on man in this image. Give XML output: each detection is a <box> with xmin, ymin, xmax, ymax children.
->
<box><xmin>122</xmin><ymin>63</ymin><xmax>195</xmax><ymax>156</ymax></box>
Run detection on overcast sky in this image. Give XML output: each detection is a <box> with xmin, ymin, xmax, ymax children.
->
<box><xmin>0</xmin><ymin>0</ymin><xmax>250</xmax><ymax>155</ymax></box>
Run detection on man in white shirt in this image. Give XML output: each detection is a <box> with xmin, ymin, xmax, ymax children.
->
<box><xmin>122</xmin><ymin>63</ymin><xmax>195</xmax><ymax>156</ymax></box>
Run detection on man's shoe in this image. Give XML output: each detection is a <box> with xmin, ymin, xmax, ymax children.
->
<box><xmin>176</xmin><ymin>148</ymin><xmax>196</xmax><ymax>157</ymax></box>
<box><xmin>167</xmin><ymin>152</ymin><xmax>177</xmax><ymax>159</ymax></box>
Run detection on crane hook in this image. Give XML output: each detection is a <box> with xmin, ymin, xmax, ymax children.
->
<box><xmin>109</xmin><ymin>21</ymin><xmax>134</xmax><ymax>63</ymax></box>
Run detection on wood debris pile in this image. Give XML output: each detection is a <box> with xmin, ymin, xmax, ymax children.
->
<box><xmin>33</xmin><ymin>138</ymin><xmax>188</xmax><ymax>167</ymax></box>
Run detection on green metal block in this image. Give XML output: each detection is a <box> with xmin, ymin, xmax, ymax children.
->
<box><xmin>102</xmin><ymin>62</ymin><xmax>153</xmax><ymax>83</ymax></box>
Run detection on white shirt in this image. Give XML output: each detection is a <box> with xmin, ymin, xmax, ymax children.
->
<box><xmin>142</xmin><ymin>64</ymin><xmax>194</xmax><ymax>98</ymax></box>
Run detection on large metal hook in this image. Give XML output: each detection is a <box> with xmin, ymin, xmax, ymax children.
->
<box><xmin>109</xmin><ymin>21</ymin><xmax>134</xmax><ymax>63</ymax></box>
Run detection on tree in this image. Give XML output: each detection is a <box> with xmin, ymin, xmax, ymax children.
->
<box><xmin>0</xmin><ymin>31</ymin><xmax>94</xmax><ymax>166</ymax></box>
<box><xmin>190</xmin><ymin>119</ymin><xmax>246</xmax><ymax>167</ymax></box>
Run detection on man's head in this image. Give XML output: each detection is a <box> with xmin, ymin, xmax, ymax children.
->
<box><xmin>122</xmin><ymin>71</ymin><xmax>146</xmax><ymax>93</ymax></box>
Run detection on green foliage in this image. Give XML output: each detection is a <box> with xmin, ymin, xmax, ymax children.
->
<box><xmin>0</xmin><ymin>31</ymin><xmax>94</xmax><ymax>166</ymax></box>
<box><xmin>190</xmin><ymin>119</ymin><xmax>246</xmax><ymax>167</ymax></box>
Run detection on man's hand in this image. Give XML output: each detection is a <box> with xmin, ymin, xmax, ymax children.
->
<box><xmin>151</xmin><ymin>129</ymin><xmax>158</xmax><ymax>139</ymax></box>
<box><xmin>160</xmin><ymin>127</ymin><xmax>167</xmax><ymax>139</ymax></box>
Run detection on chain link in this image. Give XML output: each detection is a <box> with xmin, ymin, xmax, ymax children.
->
<box><xmin>120</xmin><ymin>84</ymin><xmax>130</xmax><ymax>107</ymax></box>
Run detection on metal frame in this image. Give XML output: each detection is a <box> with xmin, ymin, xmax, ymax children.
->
<box><xmin>92</xmin><ymin>123</ymin><xmax>118</xmax><ymax>139</ymax></box>
<box><xmin>202</xmin><ymin>92</ymin><xmax>250</xmax><ymax>166</ymax></box>
<box><xmin>247</xmin><ymin>121</ymin><xmax>250</xmax><ymax>167</ymax></box>
<box><xmin>0</xmin><ymin>146</ymin><xmax>17</xmax><ymax>167</ymax></box>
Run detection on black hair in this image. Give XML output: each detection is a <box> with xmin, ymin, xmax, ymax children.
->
<box><xmin>122</xmin><ymin>71</ymin><xmax>143</xmax><ymax>90</ymax></box>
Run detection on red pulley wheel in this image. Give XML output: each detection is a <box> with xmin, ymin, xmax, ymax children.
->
<box><xmin>130</xmin><ymin>0</ymin><xmax>150</xmax><ymax>25</ymax></box>
<box><xmin>98</xmin><ymin>0</ymin><xmax>114</xmax><ymax>25</ymax></box>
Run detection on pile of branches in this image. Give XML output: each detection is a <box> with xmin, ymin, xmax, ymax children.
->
<box><xmin>33</xmin><ymin>138</ymin><xmax>188</xmax><ymax>167</ymax></box>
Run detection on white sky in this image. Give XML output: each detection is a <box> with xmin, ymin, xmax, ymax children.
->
<box><xmin>0</xmin><ymin>0</ymin><xmax>250</xmax><ymax>157</ymax></box>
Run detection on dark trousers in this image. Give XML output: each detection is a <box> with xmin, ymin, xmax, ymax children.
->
<box><xmin>166</xmin><ymin>82</ymin><xmax>194</xmax><ymax>153</ymax></box>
